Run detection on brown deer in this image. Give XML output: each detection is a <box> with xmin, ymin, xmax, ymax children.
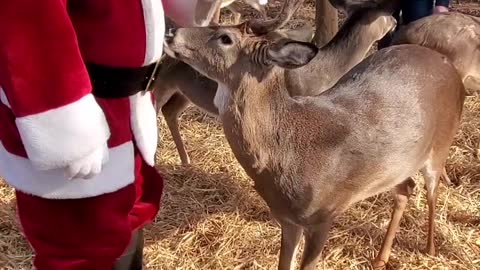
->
<box><xmin>390</xmin><ymin>11</ymin><xmax>480</xmax><ymax>94</ymax></box>
<box><xmin>152</xmin><ymin>25</ymin><xmax>314</xmax><ymax>164</ymax></box>
<box><xmin>153</xmin><ymin>0</ymin><xmax>304</xmax><ymax>165</ymax></box>
<box><xmin>163</xmin><ymin>22</ymin><xmax>465</xmax><ymax>270</ymax></box>
<box><xmin>153</xmin><ymin>5</ymin><xmax>396</xmax><ymax>165</ymax></box>
<box><xmin>282</xmin><ymin>4</ymin><xmax>452</xmax><ymax>185</ymax></box>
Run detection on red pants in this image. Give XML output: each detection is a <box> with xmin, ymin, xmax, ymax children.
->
<box><xmin>15</xmin><ymin>152</ymin><xmax>164</xmax><ymax>270</ymax></box>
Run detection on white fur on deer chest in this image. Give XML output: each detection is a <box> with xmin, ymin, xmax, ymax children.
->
<box><xmin>214</xmin><ymin>83</ymin><xmax>231</xmax><ymax>114</ymax></box>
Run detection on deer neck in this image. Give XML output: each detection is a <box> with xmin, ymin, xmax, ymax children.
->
<box><xmin>315</xmin><ymin>23</ymin><xmax>378</xmax><ymax>80</ymax></box>
<box><xmin>219</xmin><ymin>68</ymin><xmax>290</xmax><ymax>174</ymax></box>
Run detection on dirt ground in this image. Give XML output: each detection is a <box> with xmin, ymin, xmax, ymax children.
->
<box><xmin>1</xmin><ymin>1</ymin><xmax>479</xmax><ymax>269</ymax></box>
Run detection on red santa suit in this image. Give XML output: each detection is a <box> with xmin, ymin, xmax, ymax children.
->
<box><xmin>0</xmin><ymin>0</ymin><xmax>181</xmax><ymax>269</ymax></box>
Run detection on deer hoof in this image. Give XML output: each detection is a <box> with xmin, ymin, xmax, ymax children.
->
<box><xmin>371</xmin><ymin>259</ymin><xmax>387</xmax><ymax>270</ymax></box>
<box><xmin>180</xmin><ymin>156</ymin><xmax>191</xmax><ymax>165</ymax></box>
<box><xmin>424</xmin><ymin>246</ymin><xmax>436</xmax><ymax>256</ymax></box>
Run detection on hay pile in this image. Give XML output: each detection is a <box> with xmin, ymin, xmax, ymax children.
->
<box><xmin>1</xmin><ymin>1</ymin><xmax>479</xmax><ymax>269</ymax></box>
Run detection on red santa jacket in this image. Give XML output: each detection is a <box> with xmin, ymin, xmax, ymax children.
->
<box><xmin>0</xmin><ymin>0</ymin><xmax>165</xmax><ymax>199</ymax></box>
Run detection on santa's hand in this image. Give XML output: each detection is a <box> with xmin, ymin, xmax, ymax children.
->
<box><xmin>433</xmin><ymin>5</ymin><xmax>448</xmax><ymax>14</ymax></box>
<box><xmin>65</xmin><ymin>142</ymin><xmax>109</xmax><ymax>180</ymax></box>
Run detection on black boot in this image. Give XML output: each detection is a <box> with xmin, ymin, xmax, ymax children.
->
<box><xmin>113</xmin><ymin>228</ymin><xmax>144</xmax><ymax>270</ymax></box>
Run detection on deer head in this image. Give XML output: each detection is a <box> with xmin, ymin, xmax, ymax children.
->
<box><xmin>163</xmin><ymin>23</ymin><xmax>318</xmax><ymax>86</ymax></box>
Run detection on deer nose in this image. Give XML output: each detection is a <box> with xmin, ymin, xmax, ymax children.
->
<box><xmin>165</xmin><ymin>28</ymin><xmax>176</xmax><ymax>44</ymax></box>
<box><xmin>167</xmin><ymin>28</ymin><xmax>176</xmax><ymax>37</ymax></box>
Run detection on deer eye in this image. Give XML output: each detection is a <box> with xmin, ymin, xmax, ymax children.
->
<box><xmin>218</xmin><ymin>34</ymin><xmax>233</xmax><ymax>45</ymax></box>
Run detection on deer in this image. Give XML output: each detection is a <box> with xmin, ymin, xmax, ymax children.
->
<box><xmin>153</xmin><ymin>0</ymin><xmax>304</xmax><ymax>165</ymax></box>
<box><xmin>163</xmin><ymin>21</ymin><xmax>466</xmax><ymax>270</ymax></box>
<box><xmin>390</xmin><ymin>11</ymin><xmax>480</xmax><ymax>94</ymax></box>
<box><xmin>282</xmin><ymin>4</ymin><xmax>452</xmax><ymax>184</ymax></box>
<box><xmin>152</xmin><ymin>25</ymin><xmax>315</xmax><ymax>164</ymax></box>
<box><xmin>153</xmin><ymin>3</ymin><xmax>397</xmax><ymax>165</ymax></box>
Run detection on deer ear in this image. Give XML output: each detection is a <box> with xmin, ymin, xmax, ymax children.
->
<box><xmin>267</xmin><ymin>39</ymin><xmax>318</xmax><ymax>69</ymax></box>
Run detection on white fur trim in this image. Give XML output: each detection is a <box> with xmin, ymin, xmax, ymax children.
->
<box><xmin>259</xmin><ymin>0</ymin><xmax>268</xmax><ymax>5</ymax></box>
<box><xmin>130</xmin><ymin>92</ymin><xmax>158</xmax><ymax>166</ymax></box>
<box><xmin>142</xmin><ymin>0</ymin><xmax>166</xmax><ymax>65</ymax></box>
<box><xmin>0</xmin><ymin>86</ymin><xmax>11</xmax><ymax>109</ymax></box>
<box><xmin>0</xmin><ymin>141</ymin><xmax>135</xmax><ymax>199</ymax></box>
<box><xmin>15</xmin><ymin>94</ymin><xmax>110</xmax><ymax>171</ymax></box>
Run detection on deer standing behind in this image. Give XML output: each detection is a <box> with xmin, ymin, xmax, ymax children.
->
<box><xmin>284</xmin><ymin>6</ymin><xmax>396</xmax><ymax>96</ymax></box>
<box><xmin>153</xmin><ymin>4</ymin><xmax>396</xmax><ymax>165</ymax></box>
<box><xmin>163</xmin><ymin>22</ymin><xmax>465</xmax><ymax>270</ymax></box>
<box><xmin>390</xmin><ymin>11</ymin><xmax>480</xmax><ymax>94</ymax></box>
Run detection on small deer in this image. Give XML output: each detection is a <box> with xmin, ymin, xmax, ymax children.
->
<box><xmin>163</xmin><ymin>22</ymin><xmax>465</xmax><ymax>270</ymax></box>
<box><xmin>391</xmin><ymin>11</ymin><xmax>480</xmax><ymax>94</ymax></box>
<box><xmin>153</xmin><ymin>5</ymin><xmax>396</xmax><ymax>165</ymax></box>
<box><xmin>282</xmin><ymin>5</ymin><xmax>454</xmax><ymax>185</ymax></box>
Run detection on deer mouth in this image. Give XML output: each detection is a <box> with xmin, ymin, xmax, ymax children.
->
<box><xmin>163</xmin><ymin>40</ymin><xmax>180</xmax><ymax>59</ymax></box>
<box><xmin>163</xmin><ymin>32</ymin><xmax>197</xmax><ymax>62</ymax></box>
<box><xmin>163</xmin><ymin>28</ymin><xmax>185</xmax><ymax>59</ymax></box>
<box><xmin>163</xmin><ymin>41</ymin><xmax>197</xmax><ymax>63</ymax></box>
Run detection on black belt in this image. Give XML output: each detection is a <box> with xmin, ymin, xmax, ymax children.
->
<box><xmin>86</xmin><ymin>61</ymin><xmax>160</xmax><ymax>99</ymax></box>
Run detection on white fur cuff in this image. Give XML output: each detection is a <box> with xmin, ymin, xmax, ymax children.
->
<box><xmin>130</xmin><ymin>91</ymin><xmax>158</xmax><ymax>166</ymax></box>
<box><xmin>0</xmin><ymin>141</ymin><xmax>135</xmax><ymax>199</ymax></box>
<box><xmin>15</xmin><ymin>94</ymin><xmax>111</xmax><ymax>171</ymax></box>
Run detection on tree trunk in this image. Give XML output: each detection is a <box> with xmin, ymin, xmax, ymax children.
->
<box><xmin>314</xmin><ymin>0</ymin><xmax>339</xmax><ymax>47</ymax></box>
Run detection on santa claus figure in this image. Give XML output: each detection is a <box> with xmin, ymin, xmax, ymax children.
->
<box><xmin>0</xmin><ymin>0</ymin><xmax>204</xmax><ymax>269</ymax></box>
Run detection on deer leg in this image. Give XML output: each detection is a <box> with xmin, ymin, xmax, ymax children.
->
<box><xmin>372</xmin><ymin>177</ymin><xmax>415</xmax><ymax>269</ymax></box>
<box><xmin>278</xmin><ymin>221</ymin><xmax>303</xmax><ymax>270</ymax></box>
<box><xmin>226</xmin><ymin>3</ymin><xmax>243</xmax><ymax>24</ymax></box>
<box><xmin>299</xmin><ymin>219</ymin><xmax>333</xmax><ymax>270</ymax></box>
<box><xmin>161</xmin><ymin>93</ymin><xmax>191</xmax><ymax>165</ymax></box>
<box><xmin>248</xmin><ymin>0</ymin><xmax>306</xmax><ymax>35</ymax></box>
<box><xmin>242</xmin><ymin>0</ymin><xmax>268</xmax><ymax>18</ymax></box>
<box><xmin>440</xmin><ymin>166</ymin><xmax>452</xmax><ymax>186</ymax></box>
<box><xmin>421</xmin><ymin>162</ymin><xmax>442</xmax><ymax>256</ymax></box>
<box><xmin>233</xmin><ymin>12</ymin><xmax>242</xmax><ymax>24</ymax></box>
<box><xmin>314</xmin><ymin>0</ymin><xmax>338</xmax><ymax>47</ymax></box>
<box><xmin>228</xmin><ymin>9</ymin><xmax>242</xmax><ymax>24</ymax></box>
<box><xmin>464</xmin><ymin>76</ymin><xmax>480</xmax><ymax>94</ymax></box>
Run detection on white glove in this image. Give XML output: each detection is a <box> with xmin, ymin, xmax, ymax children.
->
<box><xmin>65</xmin><ymin>142</ymin><xmax>109</xmax><ymax>180</ymax></box>
<box><xmin>259</xmin><ymin>0</ymin><xmax>268</xmax><ymax>5</ymax></box>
